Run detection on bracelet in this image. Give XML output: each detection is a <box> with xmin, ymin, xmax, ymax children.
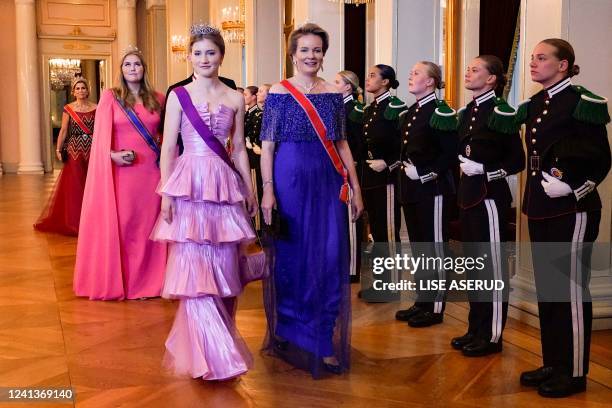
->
<box><xmin>262</xmin><ymin>180</ymin><xmax>273</xmax><ymax>188</ymax></box>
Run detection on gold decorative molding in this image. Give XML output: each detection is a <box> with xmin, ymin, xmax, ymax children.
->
<box><xmin>62</xmin><ymin>41</ymin><xmax>92</xmax><ymax>50</ymax></box>
<box><xmin>39</xmin><ymin>0</ymin><xmax>111</xmax><ymax>28</ymax></box>
<box><xmin>443</xmin><ymin>0</ymin><xmax>460</xmax><ymax>108</ymax></box>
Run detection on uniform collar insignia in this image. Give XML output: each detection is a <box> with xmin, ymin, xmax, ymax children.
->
<box><xmin>375</xmin><ymin>90</ymin><xmax>391</xmax><ymax>104</ymax></box>
<box><xmin>418</xmin><ymin>92</ymin><xmax>437</xmax><ymax>107</ymax></box>
<box><xmin>546</xmin><ymin>77</ymin><xmax>572</xmax><ymax>99</ymax></box>
<box><xmin>474</xmin><ymin>89</ymin><xmax>496</xmax><ymax>106</ymax></box>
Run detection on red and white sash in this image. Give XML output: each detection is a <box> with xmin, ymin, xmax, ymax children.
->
<box><xmin>280</xmin><ymin>79</ymin><xmax>350</xmax><ymax>204</ymax></box>
<box><xmin>64</xmin><ymin>105</ymin><xmax>93</xmax><ymax>135</ymax></box>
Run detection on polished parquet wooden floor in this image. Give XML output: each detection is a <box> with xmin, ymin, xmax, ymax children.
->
<box><xmin>0</xmin><ymin>173</ymin><xmax>611</xmax><ymax>408</ymax></box>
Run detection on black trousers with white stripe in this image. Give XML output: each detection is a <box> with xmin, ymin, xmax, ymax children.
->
<box><xmin>363</xmin><ymin>185</ymin><xmax>401</xmax><ymax>286</ymax></box>
<box><xmin>348</xmin><ymin>196</ymin><xmax>363</xmax><ymax>282</ymax></box>
<box><xmin>363</xmin><ymin>185</ymin><xmax>401</xmax><ymax>243</ymax></box>
<box><xmin>460</xmin><ymin>199</ymin><xmax>510</xmax><ymax>343</ymax></box>
<box><xmin>402</xmin><ymin>194</ymin><xmax>451</xmax><ymax>314</ymax></box>
<box><xmin>528</xmin><ymin>210</ymin><xmax>600</xmax><ymax>378</ymax></box>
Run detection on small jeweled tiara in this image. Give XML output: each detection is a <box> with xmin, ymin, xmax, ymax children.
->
<box><xmin>71</xmin><ymin>76</ymin><xmax>89</xmax><ymax>89</ymax></box>
<box><xmin>122</xmin><ymin>44</ymin><xmax>142</xmax><ymax>57</ymax></box>
<box><xmin>190</xmin><ymin>23</ymin><xmax>221</xmax><ymax>36</ymax></box>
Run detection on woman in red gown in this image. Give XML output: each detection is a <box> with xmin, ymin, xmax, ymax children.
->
<box><xmin>34</xmin><ymin>77</ymin><xmax>96</xmax><ymax>236</ymax></box>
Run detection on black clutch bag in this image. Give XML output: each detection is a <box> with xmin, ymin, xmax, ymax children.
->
<box><xmin>60</xmin><ymin>145</ymin><xmax>69</xmax><ymax>162</ymax></box>
<box><xmin>263</xmin><ymin>208</ymin><xmax>285</xmax><ymax>239</ymax></box>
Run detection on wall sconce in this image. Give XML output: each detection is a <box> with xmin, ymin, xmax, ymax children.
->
<box><xmin>171</xmin><ymin>35</ymin><xmax>188</xmax><ymax>62</ymax></box>
<box><xmin>220</xmin><ymin>1</ymin><xmax>245</xmax><ymax>45</ymax></box>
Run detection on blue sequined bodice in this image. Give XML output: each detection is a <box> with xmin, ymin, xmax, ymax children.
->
<box><xmin>259</xmin><ymin>93</ymin><xmax>346</xmax><ymax>142</ymax></box>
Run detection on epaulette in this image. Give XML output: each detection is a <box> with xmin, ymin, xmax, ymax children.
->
<box><xmin>487</xmin><ymin>97</ymin><xmax>519</xmax><ymax>134</ymax></box>
<box><xmin>383</xmin><ymin>96</ymin><xmax>408</xmax><ymax>120</ymax></box>
<box><xmin>571</xmin><ymin>85</ymin><xmax>610</xmax><ymax>125</ymax></box>
<box><xmin>348</xmin><ymin>101</ymin><xmax>365</xmax><ymax>123</ymax></box>
<box><xmin>429</xmin><ymin>99</ymin><xmax>457</xmax><ymax>131</ymax></box>
<box><xmin>514</xmin><ymin>98</ymin><xmax>531</xmax><ymax>125</ymax></box>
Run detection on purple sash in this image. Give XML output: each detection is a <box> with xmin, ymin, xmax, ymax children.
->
<box><xmin>173</xmin><ymin>86</ymin><xmax>238</xmax><ymax>174</ymax></box>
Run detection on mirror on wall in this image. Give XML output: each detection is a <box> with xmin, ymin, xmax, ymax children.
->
<box><xmin>48</xmin><ymin>58</ymin><xmax>106</xmax><ymax>170</ymax></box>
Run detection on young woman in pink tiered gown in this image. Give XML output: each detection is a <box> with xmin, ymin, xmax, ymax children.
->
<box><xmin>151</xmin><ymin>25</ymin><xmax>257</xmax><ymax>381</ymax></box>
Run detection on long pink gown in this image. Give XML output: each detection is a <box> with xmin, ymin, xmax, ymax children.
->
<box><xmin>151</xmin><ymin>94</ymin><xmax>255</xmax><ymax>380</ymax></box>
<box><xmin>73</xmin><ymin>89</ymin><xmax>167</xmax><ymax>300</ymax></box>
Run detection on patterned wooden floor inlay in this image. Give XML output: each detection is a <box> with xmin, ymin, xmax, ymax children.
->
<box><xmin>0</xmin><ymin>173</ymin><xmax>610</xmax><ymax>407</ymax></box>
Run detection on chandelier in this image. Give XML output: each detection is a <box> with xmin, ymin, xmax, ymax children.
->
<box><xmin>49</xmin><ymin>59</ymin><xmax>81</xmax><ymax>91</ymax></box>
<box><xmin>328</xmin><ymin>0</ymin><xmax>374</xmax><ymax>5</ymax></box>
<box><xmin>220</xmin><ymin>0</ymin><xmax>245</xmax><ymax>45</ymax></box>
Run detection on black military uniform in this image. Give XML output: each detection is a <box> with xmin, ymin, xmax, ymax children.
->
<box><xmin>344</xmin><ymin>94</ymin><xmax>364</xmax><ymax>283</ymax></box>
<box><xmin>517</xmin><ymin>77</ymin><xmax>610</xmax><ymax>398</ymax></box>
<box><xmin>357</xmin><ymin>90</ymin><xmax>405</xmax><ymax>301</ymax></box>
<box><xmin>450</xmin><ymin>89</ymin><xmax>525</xmax><ymax>356</ymax></box>
<box><xmin>394</xmin><ymin>92</ymin><xmax>458</xmax><ymax>327</ymax></box>
<box><xmin>245</xmin><ymin>103</ymin><xmax>264</xmax><ymax>229</ymax></box>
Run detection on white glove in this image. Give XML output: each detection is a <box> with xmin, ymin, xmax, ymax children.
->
<box><xmin>541</xmin><ymin>171</ymin><xmax>572</xmax><ymax>198</ymax></box>
<box><xmin>245</xmin><ymin>137</ymin><xmax>253</xmax><ymax>149</ymax></box>
<box><xmin>459</xmin><ymin>155</ymin><xmax>484</xmax><ymax>176</ymax></box>
<box><xmin>366</xmin><ymin>159</ymin><xmax>387</xmax><ymax>173</ymax></box>
<box><xmin>403</xmin><ymin>161</ymin><xmax>420</xmax><ymax>180</ymax></box>
<box><xmin>253</xmin><ymin>144</ymin><xmax>261</xmax><ymax>155</ymax></box>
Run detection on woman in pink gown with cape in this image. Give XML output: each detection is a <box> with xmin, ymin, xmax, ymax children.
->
<box><xmin>73</xmin><ymin>48</ymin><xmax>166</xmax><ymax>300</ymax></box>
<box><xmin>150</xmin><ymin>24</ymin><xmax>257</xmax><ymax>381</ymax></box>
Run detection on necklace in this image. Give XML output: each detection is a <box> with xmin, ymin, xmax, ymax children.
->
<box><xmin>74</xmin><ymin>102</ymin><xmax>88</xmax><ymax>111</ymax></box>
<box><xmin>295</xmin><ymin>78</ymin><xmax>319</xmax><ymax>94</ymax></box>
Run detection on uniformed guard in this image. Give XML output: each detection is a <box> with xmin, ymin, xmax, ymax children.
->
<box><xmin>358</xmin><ymin>64</ymin><xmax>405</xmax><ymax>301</ymax></box>
<box><xmin>450</xmin><ymin>55</ymin><xmax>525</xmax><ymax>356</ymax></box>
<box><xmin>394</xmin><ymin>61</ymin><xmax>458</xmax><ymax>327</ymax></box>
<box><xmin>244</xmin><ymin>85</ymin><xmax>263</xmax><ymax>229</ymax></box>
<box><xmin>517</xmin><ymin>39</ymin><xmax>610</xmax><ymax>398</ymax></box>
<box><xmin>335</xmin><ymin>70</ymin><xmax>365</xmax><ymax>283</ymax></box>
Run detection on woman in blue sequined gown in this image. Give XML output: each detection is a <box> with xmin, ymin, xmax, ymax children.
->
<box><xmin>260</xmin><ymin>23</ymin><xmax>364</xmax><ymax>377</ymax></box>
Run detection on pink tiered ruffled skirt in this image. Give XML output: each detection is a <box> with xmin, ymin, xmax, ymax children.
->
<box><xmin>151</xmin><ymin>153</ymin><xmax>255</xmax><ymax>380</ymax></box>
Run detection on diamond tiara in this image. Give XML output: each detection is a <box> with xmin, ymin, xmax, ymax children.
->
<box><xmin>190</xmin><ymin>23</ymin><xmax>221</xmax><ymax>36</ymax></box>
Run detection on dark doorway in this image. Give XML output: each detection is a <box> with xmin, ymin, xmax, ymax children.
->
<box><xmin>344</xmin><ymin>4</ymin><xmax>366</xmax><ymax>89</ymax></box>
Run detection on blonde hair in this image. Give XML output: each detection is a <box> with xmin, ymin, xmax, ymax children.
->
<box><xmin>338</xmin><ymin>70</ymin><xmax>363</xmax><ymax>98</ymax></box>
<box><xmin>113</xmin><ymin>50</ymin><xmax>160</xmax><ymax>113</ymax></box>
<box><xmin>418</xmin><ymin>61</ymin><xmax>445</xmax><ymax>89</ymax></box>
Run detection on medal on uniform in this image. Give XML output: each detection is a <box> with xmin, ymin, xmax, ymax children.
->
<box><xmin>465</xmin><ymin>145</ymin><xmax>471</xmax><ymax>157</ymax></box>
<box><xmin>550</xmin><ymin>167</ymin><xmax>563</xmax><ymax>180</ymax></box>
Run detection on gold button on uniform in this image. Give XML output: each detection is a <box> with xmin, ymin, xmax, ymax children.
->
<box><xmin>472</xmin><ymin>117</ymin><xmax>476</xmax><ymax>122</ymax></box>
<box><xmin>531</xmin><ymin>138</ymin><xmax>536</xmax><ymax>144</ymax></box>
<box><xmin>408</xmin><ymin>123</ymin><xmax>412</xmax><ymax>127</ymax></box>
<box><xmin>536</xmin><ymin>118</ymin><xmax>542</xmax><ymax>123</ymax></box>
<box><xmin>532</xmin><ymin>171</ymin><xmax>536</xmax><ymax>176</ymax></box>
<box><xmin>403</xmin><ymin>140</ymin><xmax>408</xmax><ymax>144</ymax></box>
<box><xmin>543</xmin><ymin>110</ymin><xmax>548</xmax><ymax>115</ymax></box>
<box><xmin>474</xmin><ymin>107</ymin><xmax>479</xmax><ymax>112</ymax></box>
<box><xmin>469</xmin><ymin>126</ymin><xmax>473</xmax><ymax>130</ymax></box>
<box><xmin>545</xmin><ymin>100</ymin><xmax>550</xmax><ymax>105</ymax></box>
<box><xmin>412</xmin><ymin>116</ymin><xmax>417</xmax><ymax>120</ymax></box>
<box><xmin>532</xmin><ymin>128</ymin><xmax>537</xmax><ymax>133</ymax></box>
